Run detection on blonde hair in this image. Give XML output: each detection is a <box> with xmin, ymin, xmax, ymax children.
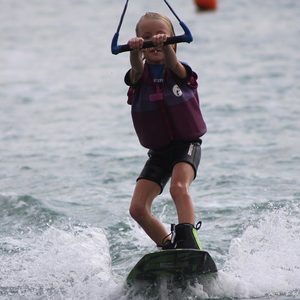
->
<box><xmin>136</xmin><ymin>12</ymin><xmax>176</xmax><ymax>52</ymax></box>
<box><xmin>136</xmin><ymin>12</ymin><xmax>175</xmax><ymax>37</ymax></box>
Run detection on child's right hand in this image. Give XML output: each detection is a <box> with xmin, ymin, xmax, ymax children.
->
<box><xmin>128</xmin><ymin>37</ymin><xmax>144</xmax><ymax>50</ymax></box>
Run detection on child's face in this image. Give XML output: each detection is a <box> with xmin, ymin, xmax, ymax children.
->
<box><xmin>137</xmin><ymin>17</ymin><xmax>173</xmax><ymax>64</ymax></box>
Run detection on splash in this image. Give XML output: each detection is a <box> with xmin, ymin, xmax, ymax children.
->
<box><xmin>0</xmin><ymin>224</ymin><xmax>115</xmax><ymax>299</ymax></box>
<box><xmin>214</xmin><ymin>203</ymin><xmax>300</xmax><ymax>299</ymax></box>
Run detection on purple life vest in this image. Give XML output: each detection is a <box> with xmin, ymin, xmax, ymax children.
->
<box><xmin>126</xmin><ymin>63</ymin><xmax>207</xmax><ymax>150</ymax></box>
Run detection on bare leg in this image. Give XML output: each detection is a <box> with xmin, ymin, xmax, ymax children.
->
<box><xmin>129</xmin><ymin>179</ymin><xmax>169</xmax><ymax>245</ymax></box>
<box><xmin>170</xmin><ymin>162</ymin><xmax>195</xmax><ymax>224</ymax></box>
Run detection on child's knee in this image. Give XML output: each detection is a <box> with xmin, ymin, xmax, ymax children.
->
<box><xmin>169</xmin><ymin>182</ymin><xmax>189</xmax><ymax>199</ymax></box>
<box><xmin>129</xmin><ymin>202</ymin><xmax>146</xmax><ymax>221</ymax></box>
<box><xmin>129</xmin><ymin>203</ymin><xmax>139</xmax><ymax>220</ymax></box>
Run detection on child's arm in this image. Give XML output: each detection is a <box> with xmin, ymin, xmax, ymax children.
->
<box><xmin>152</xmin><ymin>34</ymin><xmax>187</xmax><ymax>79</ymax></box>
<box><xmin>128</xmin><ymin>38</ymin><xmax>144</xmax><ymax>84</ymax></box>
<box><xmin>163</xmin><ymin>45</ymin><xmax>187</xmax><ymax>79</ymax></box>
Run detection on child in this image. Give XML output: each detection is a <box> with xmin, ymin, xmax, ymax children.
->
<box><xmin>125</xmin><ymin>12</ymin><xmax>207</xmax><ymax>250</ymax></box>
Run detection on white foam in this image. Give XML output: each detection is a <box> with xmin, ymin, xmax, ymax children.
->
<box><xmin>1</xmin><ymin>225</ymin><xmax>116</xmax><ymax>299</ymax></box>
<box><xmin>214</xmin><ymin>205</ymin><xmax>300</xmax><ymax>299</ymax></box>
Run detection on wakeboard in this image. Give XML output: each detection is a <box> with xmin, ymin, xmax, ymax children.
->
<box><xmin>126</xmin><ymin>249</ymin><xmax>217</xmax><ymax>285</ymax></box>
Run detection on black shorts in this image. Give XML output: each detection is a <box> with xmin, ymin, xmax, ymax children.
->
<box><xmin>137</xmin><ymin>140</ymin><xmax>202</xmax><ymax>194</ymax></box>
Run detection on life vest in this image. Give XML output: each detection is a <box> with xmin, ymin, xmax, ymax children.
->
<box><xmin>126</xmin><ymin>63</ymin><xmax>207</xmax><ymax>150</ymax></box>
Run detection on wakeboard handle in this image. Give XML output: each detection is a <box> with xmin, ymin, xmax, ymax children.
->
<box><xmin>111</xmin><ymin>0</ymin><xmax>193</xmax><ymax>55</ymax></box>
<box><xmin>111</xmin><ymin>22</ymin><xmax>193</xmax><ymax>55</ymax></box>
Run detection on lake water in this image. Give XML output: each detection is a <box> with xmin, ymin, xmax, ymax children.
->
<box><xmin>0</xmin><ymin>0</ymin><xmax>299</xmax><ymax>299</ymax></box>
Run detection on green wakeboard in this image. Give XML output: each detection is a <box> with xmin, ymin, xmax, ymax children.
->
<box><xmin>127</xmin><ymin>249</ymin><xmax>217</xmax><ymax>285</ymax></box>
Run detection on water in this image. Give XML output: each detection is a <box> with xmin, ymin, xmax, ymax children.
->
<box><xmin>0</xmin><ymin>0</ymin><xmax>299</xmax><ymax>299</ymax></box>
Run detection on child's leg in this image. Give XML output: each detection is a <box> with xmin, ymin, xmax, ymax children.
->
<box><xmin>129</xmin><ymin>179</ymin><xmax>169</xmax><ymax>246</ymax></box>
<box><xmin>169</xmin><ymin>162</ymin><xmax>202</xmax><ymax>249</ymax></box>
<box><xmin>170</xmin><ymin>162</ymin><xmax>195</xmax><ymax>224</ymax></box>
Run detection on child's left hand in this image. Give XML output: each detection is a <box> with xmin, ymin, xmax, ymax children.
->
<box><xmin>151</xmin><ymin>34</ymin><xmax>168</xmax><ymax>47</ymax></box>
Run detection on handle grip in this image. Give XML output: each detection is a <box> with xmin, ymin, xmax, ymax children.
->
<box><xmin>111</xmin><ymin>21</ymin><xmax>193</xmax><ymax>55</ymax></box>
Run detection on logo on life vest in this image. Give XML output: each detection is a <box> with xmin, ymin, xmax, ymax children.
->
<box><xmin>172</xmin><ymin>84</ymin><xmax>183</xmax><ymax>97</ymax></box>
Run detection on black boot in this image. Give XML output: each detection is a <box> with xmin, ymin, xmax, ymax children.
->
<box><xmin>174</xmin><ymin>222</ymin><xmax>202</xmax><ymax>250</ymax></box>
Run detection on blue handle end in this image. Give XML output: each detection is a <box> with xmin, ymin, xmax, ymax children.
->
<box><xmin>111</xmin><ymin>32</ymin><xmax>120</xmax><ymax>55</ymax></box>
<box><xmin>179</xmin><ymin>21</ymin><xmax>193</xmax><ymax>43</ymax></box>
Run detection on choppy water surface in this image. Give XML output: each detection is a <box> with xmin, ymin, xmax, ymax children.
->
<box><xmin>1</xmin><ymin>0</ymin><xmax>299</xmax><ymax>299</ymax></box>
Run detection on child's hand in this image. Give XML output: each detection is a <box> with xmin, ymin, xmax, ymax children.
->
<box><xmin>128</xmin><ymin>37</ymin><xmax>144</xmax><ymax>50</ymax></box>
<box><xmin>152</xmin><ymin>34</ymin><xmax>168</xmax><ymax>47</ymax></box>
